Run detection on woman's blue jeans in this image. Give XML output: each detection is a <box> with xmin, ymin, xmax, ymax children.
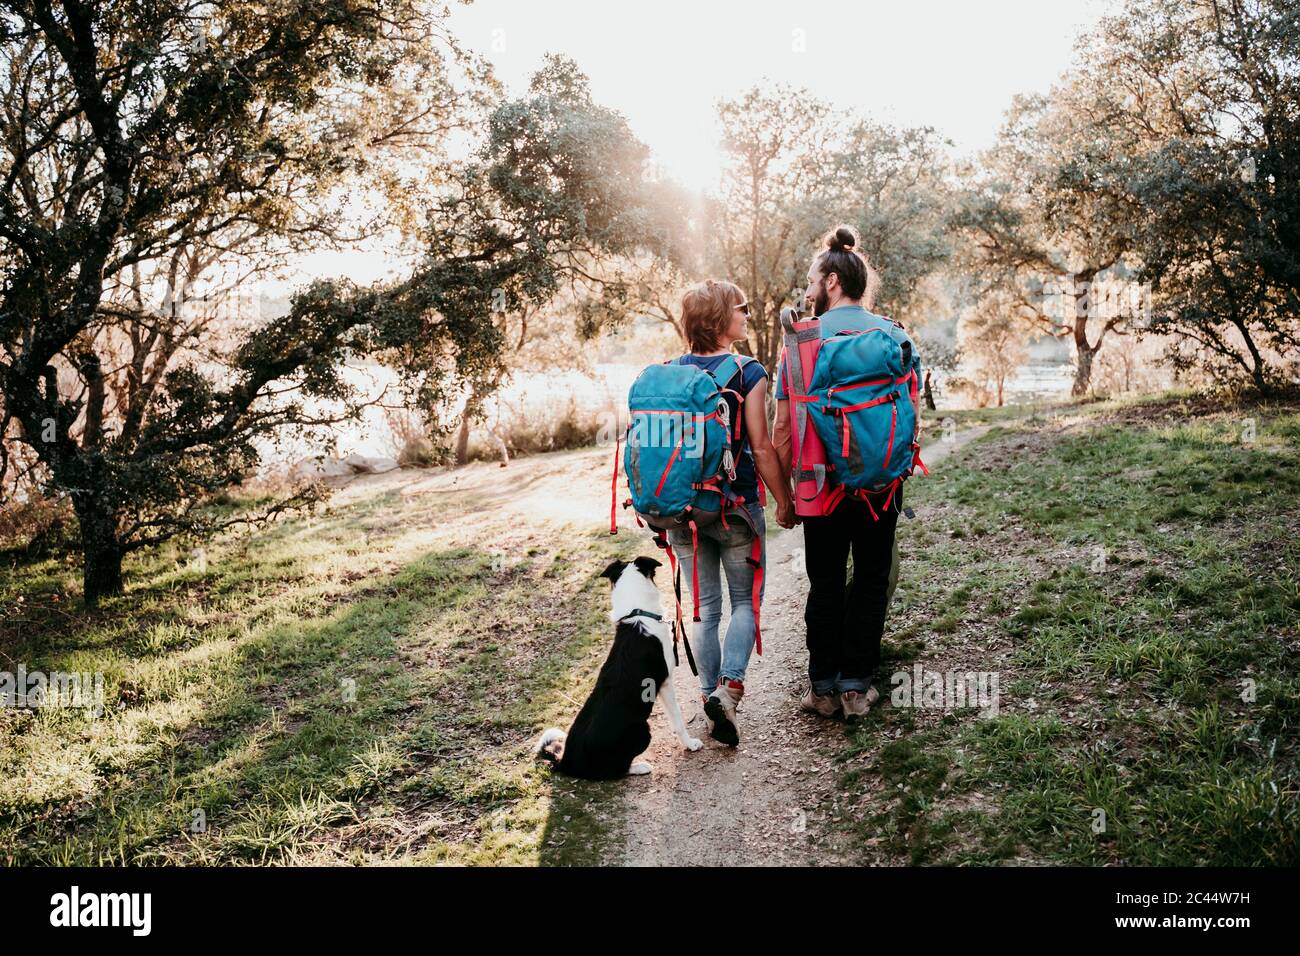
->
<box><xmin>668</xmin><ymin>502</ymin><xmax>766</xmax><ymax>697</ymax></box>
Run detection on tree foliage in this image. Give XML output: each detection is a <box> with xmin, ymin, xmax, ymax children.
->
<box><xmin>949</xmin><ymin>87</ymin><xmax>1142</xmax><ymax>397</ymax></box>
<box><xmin>958</xmin><ymin>292</ymin><xmax>1028</xmax><ymax>408</ymax></box>
<box><xmin>1059</xmin><ymin>0</ymin><xmax>1300</xmax><ymax>391</ymax></box>
<box><xmin>0</xmin><ymin>0</ymin><xmax>658</xmax><ymax>603</ymax></box>
<box><xmin>953</xmin><ymin>0</ymin><xmax>1299</xmax><ymax>395</ymax></box>
<box><xmin>711</xmin><ymin>84</ymin><xmax>951</xmax><ymax>371</ymax></box>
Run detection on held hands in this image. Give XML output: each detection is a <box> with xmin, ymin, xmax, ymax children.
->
<box><xmin>775</xmin><ymin>498</ymin><xmax>799</xmax><ymax>529</ymax></box>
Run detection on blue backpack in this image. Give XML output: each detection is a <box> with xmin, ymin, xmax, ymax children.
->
<box><xmin>609</xmin><ymin>354</ymin><xmax>765</xmax><ymax>664</ymax></box>
<box><xmin>617</xmin><ymin>354</ymin><xmax>751</xmax><ymax>530</ymax></box>
<box><xmin>803</xmin><ymin>321</ymin><xmax>926</xmax><ymax>517</ymax></box>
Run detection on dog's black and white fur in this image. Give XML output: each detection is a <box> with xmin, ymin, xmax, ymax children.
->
<box><xmin>535</xmin><ymin>556</ymin><xmax>702</xmax><ymax>779</ymax></box>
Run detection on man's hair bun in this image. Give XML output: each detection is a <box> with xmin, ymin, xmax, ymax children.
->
<box><xmin>813</xmin><ymin>223</ymin><xmax>874</xmax><ymax>303</ymax></box>
<box><xmin>826</xmin><ymin>225</ymin><xmax>857</xmax><ymax>253</ymax></box>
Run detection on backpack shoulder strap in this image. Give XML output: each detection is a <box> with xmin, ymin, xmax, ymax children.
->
<box><xmin>779</xmin><ymin>308</ymin><xmax>813</xmax><ymax>398</ymax></box>
<box><xmin>733</xmin><ymin>353</ymin><xmax>767</xmax><ymax>391</ymax></box>
<box><xmin>704</xmin><ymin>354</ymin><xmax>748</xmax><ymax>453</ymax></box>
<box><xmin>780</xmin><ymin>307</ymin><xmax>819</xmax><ymax>478</ymax></box>
<box><xmin>708</xmin><ymin>353</ymin><xmax>742</xmax><ymax>391</ymax></box>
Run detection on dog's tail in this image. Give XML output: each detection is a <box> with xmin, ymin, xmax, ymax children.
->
<box><xmin>535</xmin><ymin>728</ymin><xmax>566</xmax><ymax>768</ymax></box>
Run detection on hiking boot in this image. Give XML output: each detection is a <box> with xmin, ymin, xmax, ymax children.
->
<box><xmin>699</xmin><ymin>694</ymin><xmax>714</xmax><ymax>733</ymax></box>
<box><xmin>704</xmin><ymin>680</ymin><xmax>743</xmax><ymax>747</ymax></box>
<box><xmin>800</xmin><ymin>686</ymin><xmax>840</xmax><ymax>718</ymax></box>
<box><xmin>840</xmin><ymin>686</ymin><xmax>880</xmax><ymax>723</ymax></box>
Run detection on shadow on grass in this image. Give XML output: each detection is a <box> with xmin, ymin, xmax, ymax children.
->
<box><xmin>1</xmin><ymin>526</ymin><xmax>634</xmax><ymax>865</ymax></box>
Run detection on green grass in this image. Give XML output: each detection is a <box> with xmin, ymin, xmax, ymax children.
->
<box><xmin>839</xmin><ymin>392</ymin><xmax>1300</xmax><ymax>865</ymax></box>
<box><xmin>0</xmin><ymin>459</ymin><xmax>630</xmax><ymax>865</ymax></box>
<box><xmin>5</xmin><ymin>393</ymin><xmax>1297</xmax><ymax>867</ymax></box>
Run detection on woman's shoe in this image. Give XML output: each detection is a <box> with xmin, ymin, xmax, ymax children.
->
<box><xmin>704</xmin><ymin>680</ymin><xmax>742</xmax><ymax>747</ymax></box>
<box><xmin>699</xmin><ymin>694</ymin><xmax>714</xmax><ymax>733</ymax></box>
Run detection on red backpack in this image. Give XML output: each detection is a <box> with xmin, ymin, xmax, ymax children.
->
<box><xmin>780</xmin><ymin>308</ymin><xmax>842</xmax><ymax>517</ymax></box>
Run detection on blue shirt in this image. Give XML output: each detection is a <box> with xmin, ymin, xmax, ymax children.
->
<box><xmin>678</xmin><ymin>353</ymin><xmax>767</xmax><ymax>503</ymax></box>
<box><xmin>774</xmin><ymin>305</ymin><xmax>921</xmax><ymax>399</ymax></box>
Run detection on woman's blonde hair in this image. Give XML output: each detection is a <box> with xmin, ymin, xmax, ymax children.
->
<box><xmin>680</xmin><ymin>279</ymin><xmax>744</xmax><ymax>353</ymax></box>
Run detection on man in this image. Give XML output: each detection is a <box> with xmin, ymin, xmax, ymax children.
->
<box><xmin>772</xmin><ymin>225</ymin><xmax>916</xmax><ymax>721</ymax></box>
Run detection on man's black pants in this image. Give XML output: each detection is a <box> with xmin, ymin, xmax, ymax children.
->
<box><xmin>801</xmin><ymin>491</ymin><xmax>901</xmax><ymax>695</ymax></box>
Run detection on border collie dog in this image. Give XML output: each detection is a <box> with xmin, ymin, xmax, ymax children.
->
<box><xmin>536</xmin><ymin>557</ymin><xmax>702</xmax><ymax>779</ymax></box>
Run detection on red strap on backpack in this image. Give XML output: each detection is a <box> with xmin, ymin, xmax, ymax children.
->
<box><xmin>609</xmin><ymin>431</ymin><xmax>620</xmax><ymax>534</ymax></box>
<box><xmin>881</xmin><ymin>480</ymin><xmax>897</xmax><ymax>515</ymax></box>
<box><xmin>663</xmin><ymin>542</ymin><xmax>685</xmax><ymax>640</ymax></box>
<box><xmin>654</xmin><ymin>438</ymin><xmax>684</xmax><ymax>497</ymax></box>
<box><xmin>884</xmin><ymin>400</ymin><xmax>898</xmax><ymax>470</ymax></box>
<box><xmin>688</xmin><ymin>518</ymin><xmax>701</xmax><ymax>622</ymax></box>
<box><xmin>654</xmin><ymin>530</ymin><xmax>696</xmax><ymax>676</ymax></box>
<box><xmin>719</xmin><ymin>386</ymin><xmax>745</xmax><ymax>440</ymax></box>
<box><xmin>913</xmin><ymin>444</ymin><xmax>929</xmax><ymax>476</ymax></box>
<box><xmin>748</xmin><ymin>535</ymin><xmax>763</xmax><ymax>656</ymax></box>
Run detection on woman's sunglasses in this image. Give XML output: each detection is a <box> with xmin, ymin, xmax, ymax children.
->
<box><xmin>735</xmin><ymin>301</ymin><xmax>751</xmax><ymax>316</ymax></box>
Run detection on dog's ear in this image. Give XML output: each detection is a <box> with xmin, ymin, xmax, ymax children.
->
<box><xmin>600</xmin><ymin>559</ymin><xmax>627</xmax><ymax>584</ymax></box>
<box><xmin>633</xmin><ymin>556</ymin><xmax>662</xmax><ymax>579</ymax></box>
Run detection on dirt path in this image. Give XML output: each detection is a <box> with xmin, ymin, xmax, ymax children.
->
<box><xmin>329</xmin><ymin>422</ymin><xmax>993</xmax><ymax>865</ymax></box>
<box><xmin>613</xmin><ymin>425</ymin><xmax>992</xmax><ymax>866</ymax></box>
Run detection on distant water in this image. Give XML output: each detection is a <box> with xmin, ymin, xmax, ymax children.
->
<box><xmin>255</xmin><ymin>359</ymin><xmax>1076</xmax><ymax>471</ymax></box>
<box><xmin>931</xmin><ymin>361</ymin><xmax>1077</xmax><ymax>406</ymax></box>
<box><xmin>253</xmin><ymin>363</ymin><xmax>637</xmax><ymax>470</ymax></box>
<box><xmin>561</xmin><ymin>361</ymin><xmax>1078</xmax><ymax>408</ymax></box>
<box><xmin>505</xmin><ymin>361</ymin><xmax>1077</xmax><ymax>410</ymax></box>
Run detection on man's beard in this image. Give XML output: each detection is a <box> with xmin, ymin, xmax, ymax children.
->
<box><xmin>812</xmin><ymin>285</ymin><xmax>831</xmax><ymax>317</ymax></box>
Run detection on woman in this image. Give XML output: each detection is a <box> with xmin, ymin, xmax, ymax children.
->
<box><xmin>668</xmin><ymin>279</ymin><xmax>795</xmax><ymax>747</ymax></box>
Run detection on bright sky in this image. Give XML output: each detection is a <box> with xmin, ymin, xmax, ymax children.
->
<box><xmin>447</xmin><ymin>0</ymin><xmax>1116</xmax><ymax>193</ymax></box>
<box><xmin>281</xmin><ymin>0</ymin><xmax>1114</xmax><ymax>291</ymax></box>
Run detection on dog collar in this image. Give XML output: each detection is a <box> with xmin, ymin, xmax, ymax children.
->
<box><xmin>620</xmin><ymin>610</ymin><xmax>662</xmax><ymax>622</ymax></box>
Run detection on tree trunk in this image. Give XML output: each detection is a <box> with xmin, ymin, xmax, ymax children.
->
<box><xmin>1072</xmin><ymin>343</ymin><xmax>1097</xmax><ymax>396</ymax></box>
<box><xmin>1071</xmin><ymin>279</ymin><xmax>1098</xmax><ymax>397</ymax></box>
<box><xmin>74</xmin><ymin>495</ymin><xmax>124</xmax><ymax>607</ymax></box>
<box><xmin>453</xmin><ymin>384</ymin><xmax>491</xmax><ymax>466</ymax></box>
<box><xmin>923</xmin><ymin>370</ymin><xmax>937</xmax><ymax>411</ymax></box>
<box><xmin>1232</xmin><ymin>317</ymin><xmax>1271</xmax><ymax>395</ymax></box>
<box><xmin>453</xmin><ymin>415</ymin><xmax>471</xmax><ymax>466</ymax></box>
